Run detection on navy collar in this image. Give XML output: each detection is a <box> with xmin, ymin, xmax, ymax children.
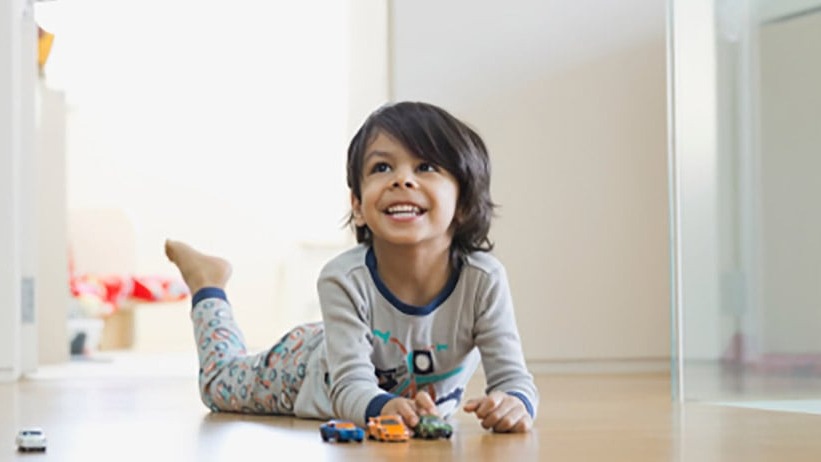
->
<box><xmin>365</xmin><ymin>246</ymin><xmax>461</xmax><ymax>316</ymax></box>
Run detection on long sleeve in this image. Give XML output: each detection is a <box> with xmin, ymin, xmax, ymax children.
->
<box><xmin>471</xmin><ymin>262</ymin><xmax>539</xmax><ymax>417</ymax></box>
<box><xmin>317</xmin><ymin>260</ymin><xmax>393</xmax><ymax>427</ymax></box>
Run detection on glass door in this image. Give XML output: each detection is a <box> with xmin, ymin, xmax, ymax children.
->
<box><xmin>669</xmin><ymin>0</ymin><xmax>821</xmax><ymax>413</ymax></box>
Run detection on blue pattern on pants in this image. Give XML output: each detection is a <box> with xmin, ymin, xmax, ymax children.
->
<box><xmin>191</xmin><ymin>297</ymin><xmax>324</xmax><ymax>415</ymax></box>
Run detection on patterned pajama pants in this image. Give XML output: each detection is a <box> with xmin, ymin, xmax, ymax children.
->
<box><xmin>191</xmin><ymin>292</ymin><xmax>325</xmax><ymax>415</ymax></box>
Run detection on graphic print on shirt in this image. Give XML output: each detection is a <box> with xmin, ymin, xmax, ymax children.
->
<box><xmin>372</xmin><ymin>329</ymin><xmax>464</xmax><ymax>408</ymax></box>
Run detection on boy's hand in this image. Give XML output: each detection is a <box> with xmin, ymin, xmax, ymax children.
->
<box><xmin>463</xmin><ymin>391</ymin><xmax>533</xmax><ymax>433</ymax></box>
<box><xmin>381</xmin><ymin>391</ymin><xmax>438</xmax><ymax>428</ymax></box>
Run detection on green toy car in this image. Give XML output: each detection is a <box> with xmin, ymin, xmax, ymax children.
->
<box><xmin>413</xmin><ymin>415</ymin><xmax>453</xmax><ymax>439</ymax></box>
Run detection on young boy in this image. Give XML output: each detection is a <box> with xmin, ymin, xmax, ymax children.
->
<box><xmin>166</xmin><ymin>101</ymin><xmax>538</xmax><ymax>432</ymax></box>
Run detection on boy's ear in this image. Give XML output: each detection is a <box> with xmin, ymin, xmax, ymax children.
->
<box><xmin>351</xmin><ymin>191</ymin><xmax>366</xmax><ymax>227</ymax></box>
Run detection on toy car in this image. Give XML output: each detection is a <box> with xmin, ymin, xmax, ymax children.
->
<box><xmin>16</xmin><ymin>427</ymin><xmax>47</xmax><ymax>452</ymax></box>
<box><xmin>319</xmin><ymin>420</ymin><xmax>365</xmax><ymax>443</ymax></box>
<box><xmin>366</xmin><ymin>415</ymin><xmax>410</xmax><ymax>442</ymax></box>
<box><xmin>413</xmin><ymin>414</ymin><xmax>453</xmax><ymax>439</ymax></box>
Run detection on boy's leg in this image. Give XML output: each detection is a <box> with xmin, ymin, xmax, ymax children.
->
<box><xmin>192</xmin><ymin>294</ymin><xmax>324</xmax><ymax>414</ymax></box>
<box><xmin>191</xmin><ymin>294</ymin><xmax>271</xmax><ymax>413</ymax></box>
<box><xmin>166</xmin><ymin>239</ymin><xmax>323</xmax><ymax>415</ymax></box>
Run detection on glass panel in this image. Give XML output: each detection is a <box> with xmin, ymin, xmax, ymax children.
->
<box><xmin>671</xmin><ymin>0</ymin><xmax>821</xmax><ymax>413</ymax></box>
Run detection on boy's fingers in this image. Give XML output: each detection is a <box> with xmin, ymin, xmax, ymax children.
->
<box><xmin>384</xmin><ymin>397</ymin><xmax>420</xmax><ymax>428</ymax></box>
<box><xmin>462</xmin><ymin>397</ymin><xmax>482</xmax><ymax>412</ymax></box>
<box><xmin>462</xmin><ymin>393</ymin><xmax>534</xmax><ymax>433</ymax></box>
<box><xmin>415</xmin><ymin>391</ymin><xmax>437</xmax><ymax>415</ymax></box>
<box><xmin>499</xmin><ymin>412</ymin><xmax>532</xmax><ymax>433</ymax></box>
<box><xmin>487</xmin><ymin>404</ymin><xmax>523</xmax><ymax>432</ymax></box>
<box><xmin>475</xmin><ymin>393</ymin><xmax>503</xmax><ymax>418</ymax></box>
<box><xmin>398</xmin><ymin>399</ymin><xmax>420</xmax><ymax>427</ymax></box>
<box><xmin>514</xmin><ymin>416</ymin><xmax>533</xmax><ymax>432</ymax></box>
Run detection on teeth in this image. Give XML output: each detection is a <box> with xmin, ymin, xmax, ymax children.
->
<box><xmin>387</xmin><ymin>204</ymin><xmax>421</xmax><ymax>214</ymax></box>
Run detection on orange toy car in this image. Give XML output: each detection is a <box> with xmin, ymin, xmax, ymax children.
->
<box><xmin>366</xmin><ymin>415</ymin><xmax>410</xmax><ymax>442</ymax></box>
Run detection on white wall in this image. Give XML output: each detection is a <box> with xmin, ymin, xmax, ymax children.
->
<box><xmin>759</xmin><ymin>10</ymin><xmax>821</xmax><ymax>354</ymax></box>
<box><xmin>19</xmin><ymin>0</ymin><xmax>38</xmax><ymax>373</ymax></box>
<box><xmin>35</xmin><ymin>84</ymin><xmax>70</xmax><ymax>365</ymax></box>
<box><xmin>1</xmin><ymin>0</ymin><xmax>24</xmax><ymax>381</ymax></box>
<box><xmin>758</xmin><ymin>0</ymin><xmax>821</xmax><ymax>22</ymax></box>
<box><xmin>1</xmin><ymin>0</ymin><xmax>43</xmax><ymax>378</ymax></box>
<box><xmin>390</xmin><ymin>0</ymin><xmax>670</xmax><ymax>366</ymax></box>
<box><xmin>347</xmin><ymin>1</ymin><xmax>390</xmax><ymax>135</ymax></box>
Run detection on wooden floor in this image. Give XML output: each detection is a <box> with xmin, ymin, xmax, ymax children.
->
<box><xmin>2</xmin><ymin>353</ymin><xmax>821</xmax><ymax>461</ymax></box>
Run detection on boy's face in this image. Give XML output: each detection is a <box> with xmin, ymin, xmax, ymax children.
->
<box><xmin>351</xmin><ymin>132</ymin><xmax>459</xmax><ymax>251</ymax></box>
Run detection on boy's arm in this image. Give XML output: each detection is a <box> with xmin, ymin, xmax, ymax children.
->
<box><xmin>317</xmin><ymin>269</ymin><xmax>395</xmax><ymax>427</ymax></box>
<box><xmin>472</xmin><ymin>265</ymin><xmax>539</xmax><ymax>418</ymax></box>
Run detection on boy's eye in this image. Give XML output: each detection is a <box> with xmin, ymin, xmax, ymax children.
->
<box><xmin>370</xmin><ymin>162</ymin><xmax>391</xmax><ymax>173</ymax></box>
<box><xmin>418</xmin><ymin>163</ymin><xmax>438</xmax><ymax>172</ymax></box>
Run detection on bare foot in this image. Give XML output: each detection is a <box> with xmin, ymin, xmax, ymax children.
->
<box><xmin>164</xmin><ymin>239</ymin><xmax>232</xmax><ymax>295</ymax></box>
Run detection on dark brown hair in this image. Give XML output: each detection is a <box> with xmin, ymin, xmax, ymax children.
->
<box><xmin>346</xmin><ymin>101</ymin><xmax>496</xmax><ymax>257</ymax></box>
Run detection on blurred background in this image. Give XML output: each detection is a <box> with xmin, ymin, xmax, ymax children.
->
<box><xmin>7</xmin><ymin>0</ymin><xmax>821</xmax><ymax>416</ymax></box>
<box><xmin>9</xmin><ymin>0</ymin><xmax>670</xmax><ymax>371</ymax></box>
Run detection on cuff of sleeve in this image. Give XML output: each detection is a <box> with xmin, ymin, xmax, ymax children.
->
<box><xmin>507</xmin><ymin>391</ymin><xmax>535</xmax><ymax>418</ymax></box>
<box><xmin>364</xmin><ymin>393</ymin><xmax>397</xmax><ymax>422</ymax></box>
<box><xmin>192</xmin><ymin>287</ymin><xmax>227</xmax><ymax>307</ymax></box>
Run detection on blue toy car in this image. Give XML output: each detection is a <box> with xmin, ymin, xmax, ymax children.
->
<box><xmin>319</xmin><ymin>420</ymin><xmax>365</xmax><ymax>443</ymax></box>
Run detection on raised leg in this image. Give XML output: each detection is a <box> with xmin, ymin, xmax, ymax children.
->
<box><xmin>165</xmin><ymin>239</ymin><xmax>323</xmax><ymax>415</ymax></box>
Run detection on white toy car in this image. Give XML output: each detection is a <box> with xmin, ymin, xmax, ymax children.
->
<box><xmin>16</xmin><ymin>427</ymin><xmax>47</xmax><ymax>452</ymax></box>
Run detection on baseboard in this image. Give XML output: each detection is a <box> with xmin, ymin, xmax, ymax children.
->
<box><xmin>526</xmin><ymin>358</ymin><xmax>670</xmax><ymax>374</ymax></box>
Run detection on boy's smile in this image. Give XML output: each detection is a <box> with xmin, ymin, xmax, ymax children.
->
<box><xmin>384</xmin><ymin>203</ymin><xmax>426</xmax><ymax>220</ymax></box>
<box><xmin>352</xmin><ymin>132</ymin><xmax>459</xmax><ymax>250</ymax></box>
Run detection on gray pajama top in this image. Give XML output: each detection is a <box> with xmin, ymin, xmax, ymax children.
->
<box><xmin>293</xmin><ymin>244</ymin><xmax>539</xmax><ymax>427</ymax></box>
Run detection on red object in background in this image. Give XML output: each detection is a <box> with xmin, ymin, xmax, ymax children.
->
<box><xmin>69</xmin><ymin>254</ymin><xmax>189</xmax><ymax>317</ymax></box>
<box><xmin>131</xmin><ymin>275</ymin><xmax>189</xmax><ymax>302</ymax></box>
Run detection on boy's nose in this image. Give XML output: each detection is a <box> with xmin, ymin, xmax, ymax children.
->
<box><xmin>392</xmin><ymin>170</ymin><xmax>417</xmax><ymax>188</ymax></box>
<box><xmin>392</xmin><ymin>179</ymin><xmax>416</xmax><ymax>188</ymax></box>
